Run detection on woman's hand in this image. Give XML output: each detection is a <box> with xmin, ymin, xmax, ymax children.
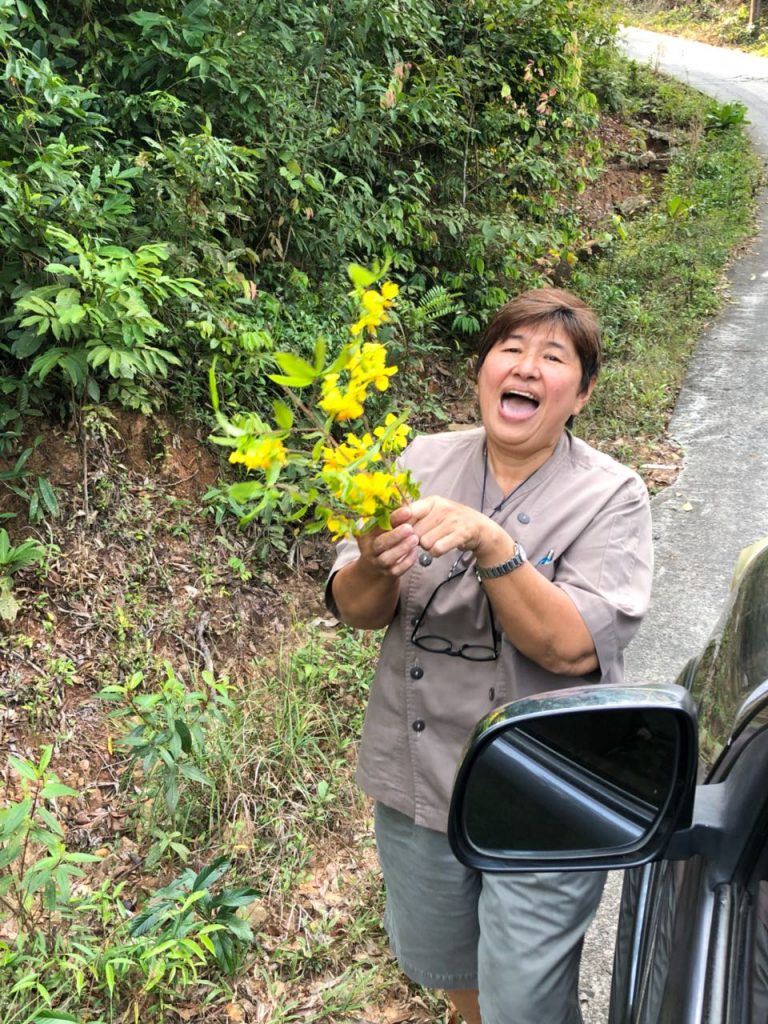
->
<box><xmin>405</xmin><ymin>496</ymin><xmax>509</xmax><ymax>563</ymax></box>
<box><xmin>330</xmin><ymin>507</ymin><xmax>419</xmax><ymax>629</ymax></box>
<box><xmin>356</xmin><ymin>510</ymin><xmax>420</xmax><ymax>579</ymax></box>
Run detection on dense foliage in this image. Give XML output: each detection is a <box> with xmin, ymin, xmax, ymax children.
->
<box><xmin>624</xmin><ymin>0</ymin><xmax>768</xmax><ymax>52</ymax></box>
<box><xmin>0</xmin><ymin>0</ymin><xmax>618</xmax><ymax>433</ymax></box>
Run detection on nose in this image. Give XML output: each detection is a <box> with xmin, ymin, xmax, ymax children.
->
<box><xmin>513</xmin><ymin>350</ymin><xmax>540</xmax><ymax>378</ymax></box>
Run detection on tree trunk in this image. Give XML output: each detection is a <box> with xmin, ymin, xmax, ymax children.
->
<box><xmin>749</xmin><ymin>0</ymin><xmax>762</xmax><ymax>28</ymax></box>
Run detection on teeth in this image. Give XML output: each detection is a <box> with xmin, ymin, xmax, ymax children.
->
<box><xmin>503</xmin><ymin>390</ymin><xmax>538</xmax><ymax>402</ymax></box>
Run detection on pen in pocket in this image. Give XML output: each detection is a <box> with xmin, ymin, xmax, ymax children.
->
<box><xmin>536</xmin><ymin>549</ymin><xmax>555</xmax><ymax>566</ymax></box>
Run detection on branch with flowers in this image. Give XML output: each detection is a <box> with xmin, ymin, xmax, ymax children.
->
<box><xmin>209</xmin><ymin>263</ymin><xmax>420</xmax><ymax>540</ymax></box>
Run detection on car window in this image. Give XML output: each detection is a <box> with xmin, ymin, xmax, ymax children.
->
<box><xmin>687</xmin><ymin>554</ymin><xmax>768</xmax><ymax>777</ymax></box>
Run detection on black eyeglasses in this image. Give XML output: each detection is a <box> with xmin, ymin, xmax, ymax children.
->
<box><xmin>410</xmin><ymin>562</ymin><xmax>500</xmax><ymax>662</ymax></box>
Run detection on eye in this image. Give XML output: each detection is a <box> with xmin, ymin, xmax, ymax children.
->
<box><xmin>544</xmin><ymin>353</ymin><xmax>562</xmax><ymax>363</ymax></box>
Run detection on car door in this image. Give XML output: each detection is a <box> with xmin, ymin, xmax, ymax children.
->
<box><xmin>447</xmin><ymin>542</ymin><xmax>768</xmax><ymax>1024</ymax></box>
<box><xmin>610</xmin><ymin>548</ymin><xmax>768</xmax><ymax>1024</ymax></box>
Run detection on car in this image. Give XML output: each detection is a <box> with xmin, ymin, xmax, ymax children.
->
<box><xmin>448</xmin><ymin>539</ymin><xmax>768</xmax><ymax>1024</ymax></box>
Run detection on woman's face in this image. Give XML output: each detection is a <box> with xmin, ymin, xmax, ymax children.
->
<box><xmin>476</xmin><ymin>320</ymin><xmax>595</xmax><ymax>464</ymax></box>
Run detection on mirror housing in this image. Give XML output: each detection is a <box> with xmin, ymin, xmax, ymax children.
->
<box><xmin>448</xmin><ymin>683</ymin><xmax>698</xmax><ymax>872</ymax></box>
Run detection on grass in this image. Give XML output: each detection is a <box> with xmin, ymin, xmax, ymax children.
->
<box><xmin>574</xmin><ymin>64</ymin><xmax>763</xmax><ymax>451</ymax></box>
<box><xmin>621</xmin><ymin>0</ymin><xmax>768</xmax><ymax>55</ymax></box>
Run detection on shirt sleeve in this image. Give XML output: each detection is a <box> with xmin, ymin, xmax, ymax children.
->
<box><xmin>553</xmin><ymin>475</ymin><xmax>653</xmax><ymax>681</ymax></box>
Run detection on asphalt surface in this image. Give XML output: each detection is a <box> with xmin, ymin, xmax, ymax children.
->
<box><xmin>580</xmin><ymin>28</ymin><xmax>768</xmax><ymax>1023</ymax></box>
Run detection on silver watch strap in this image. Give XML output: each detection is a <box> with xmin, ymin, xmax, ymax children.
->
<box><xmin>475</xmin><ymin>544</ymin><xmax>527</xmax><ymax>581</ymax></box>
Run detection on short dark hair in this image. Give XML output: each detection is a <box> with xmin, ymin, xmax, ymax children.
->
<box><xmin>475</xmin><ymin>287</ymin><xmax>602</xmax><ymax>394</ymax></box>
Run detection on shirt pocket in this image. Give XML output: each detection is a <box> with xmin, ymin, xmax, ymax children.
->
<box><xmin>533</xmin><ymin>559</ymin><xmax>556</xmax><ymax>582</ymax></box>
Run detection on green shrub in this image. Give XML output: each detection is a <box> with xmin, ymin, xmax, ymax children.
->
<box><xmin>1</xmin><ymin>0</ymin><xmax>618</xmax><ymax>429</ymax></box>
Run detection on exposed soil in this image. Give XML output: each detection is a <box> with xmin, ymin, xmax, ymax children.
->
<box><xmin>0</xmin><ymin>109</ymin><xmax>685</xmax><ymax>1022</ymax></box>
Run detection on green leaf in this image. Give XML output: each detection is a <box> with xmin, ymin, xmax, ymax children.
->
<box><xmin>347</xmin><ymin>262</ymin><xmax>378</xmax><ymax>289</ymax></box>
<box><xmin>11</xmin><ymin>333</ymin><xmax>44</xmax><ymax>359</ymax></box>
<box><xmin>178</xmin><ymin>763</ymin><xmax>212</xmax><ymax>785</ymax></box>
<box><xmin>37</xmin><ymin>806</ymin><xmax>64</xmax><ymax>836</ymax></box>
<box><xmin>40</xmin><ymin>782</ymin><xmax>79</xmax><ymax>799</ymax></box>
<box><xmin>97</xmin><ymin>245</ymin><xmax>132</xmax><ymax>259</ymax></box>
<box><xmin>271</xmin><ymin>352</ymin><xmax>317</xmax><ymax>384</ymax></box>
<box><xmin>0</xmin><ymin>797</ymin><xmax>33</xmax><ymax>837</ymax></box>
<box><xmin>37</xmin><ymin>477</ymin><xmax>59</xmax><ymax>516</ymax></box>
<box><xmin>272</xmin><ymin>399</ymin><xmax>293</xmax><ymax>430</ymax></box>
<box><xmin>193</xmin><ymin>855</ymin><xmax>231</xmax><ymax>891</ymax></box>
<box><xmin>164</xmin><ymin>776</ymin><xmax>179</xmax><ymax>813</ymax></box>
<box><xmin>60</xmin><ymin>354</ymin><xmax>87</xmax><ymax>387</ymax></box>
<box><xmin>221</xmin><ymin>915</ymin><xmax>252</xmax><ymax>942</ymax></box>
<box><xmin>54</xmin><ymin>288</ymin><xmax>81</xmax><ymax>310</ymax></box>
<box><xmin>209</xmin><ymin>360</ymin><xmax>221</xmax><ymax>412</ymax></box>
<box><xmin>58</xmin><ymin>304</ymin><xmax>86</xmax><ymax>326</ymax></box>
<box><xmin>209</xmin><ymin>887</ymin><xmax>258</xmax><ymax>908</ymax></box>
<box><xmin>174</xmin><ymin>719</ymin><xmax>193</xmax><ymax>754</ymax></box>
<box><xmin>267</xmin><ymin>374</ymin><xmax>314</xmax><ymax>388</ymax></box>
<box><xmin>8</xmin><ymin>755</ymin><xmax>38</xmax><ymax>782</ymax></box>
<box><xmin>228</xmin><ymin>481</ymin><xmax>266</xmax><ymax>503</ymax></box>
<box><xmin>33</xmin><ymin>1011</ymin><xmax>83</xmax><ymax>1023</ymax></box>
<box><xmin>29</xmin><ymin>348</ymin><xmax>69</xmax><ymax>383</ymax></box>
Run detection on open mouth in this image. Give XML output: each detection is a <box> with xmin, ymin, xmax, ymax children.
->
<box><xmin>500</xmin><ymin>390</ymin><xmax>540</xmax><ymax>420</ymax></box>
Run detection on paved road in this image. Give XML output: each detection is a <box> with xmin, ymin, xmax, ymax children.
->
<box><xmin>581</xmin><ymin>28</ymin><xmax>768</xmax><ymax>1023</ymax></box>
<box><xmin>620</xmin><ymin>27</ymin><xmax>768</xmax><ymax>687</ymax></box>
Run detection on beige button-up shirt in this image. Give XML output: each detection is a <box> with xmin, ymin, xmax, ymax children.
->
<box><xmin>327</xmin><ymin>428</ymin><xmax>653</xmax><ymax>833</ymax></box>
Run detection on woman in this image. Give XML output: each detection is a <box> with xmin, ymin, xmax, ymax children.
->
<box><xmin>326</xmin><ymin>288</ymin><xmax>653</xmax><ymax>1024</ymax></box>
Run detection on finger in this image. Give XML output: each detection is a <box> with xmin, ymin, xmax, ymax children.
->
<box><xmin>389</xmin><ymin>505</ymin><xmax>414</xmax><ymax>528</ymax></box>
<box><xmin>359</xmin><ymin>523</ymin><xmax>417</xmax><ymax>568</ymax></box>
<box><xmin>386</xmin><ymin>543</ymin><xmax>419</xmax><ymax>577</ymax></box>
<box><xmin>418</xmin><ymin>525</ymin><xmax>467</xmax><ymax>557</ymax></box>
<box><xmin>407</xmin><ymin>496</ymin><xmax>439</xmax><ymax>524</ymax></box>
<box><xmin>374</xmin><ymin>530</ymin><xmax>419</xmax><ymax>569</ymax></box>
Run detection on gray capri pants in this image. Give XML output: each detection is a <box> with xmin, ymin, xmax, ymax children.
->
<box><xmin>375</xmin><ymin>802</ymin><xmax>607</xmax><ymax>1024</ymax></box>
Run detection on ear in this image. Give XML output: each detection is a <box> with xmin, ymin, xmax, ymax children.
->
<box><xmin>572</xmin><ymin>375</ymin><xmax>596</xmax><ymax>416</ymax></box>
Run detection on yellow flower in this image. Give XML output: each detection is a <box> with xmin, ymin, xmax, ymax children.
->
<box><xmin>321</xmin><ymin>432</ymin><xmax>380</xmax><ymax>472</ymax></box>
<box><xmin>318</xmin><ymin>390</ymin><xmax>365</xmax><ymax>422</ymax></box>
<box><xmin>346</xmin><ymin>470</ymin><xmax>403</xmax><ymax>517</ymax></box>
<box><xmin>352</xmin><ymin>342</ymin><xmax>397</xmax><ymax>391</ymax></box>
<box><xmin>325</xmin><ymin>513</ymin><xmax>355</xmax><ymax>540</ymax></box>
<box><xmin>318</xmin><ymin>343</ymin><xmax>396</xmax><ymax>422</ymax></box>
<box><xmin>350</xmin><ymin>283</ymin><xmax>399</xmax><ymax>336</ymax></box>
<box><xmin>374</xmin><ymin>413</ymin><xmax>411</xmax><ymax>454</ymax></box>
<box><xmin>318</xmin><ymin>373</ymin><xmax>367</xmax><ymax>422</ymax></box>
<box><xmin>229</xmin><ymin>437</ymin><xmax>287</xmax><ymax>471</ymax></box>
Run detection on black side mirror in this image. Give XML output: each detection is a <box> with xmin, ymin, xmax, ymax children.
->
<box><xmin>448</xmin><ymin>683</ymin><xmax>698</xmax><ymax>872</ymax></box>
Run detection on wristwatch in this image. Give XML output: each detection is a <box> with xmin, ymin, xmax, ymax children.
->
<box><xmin>475</xmin><ymin>543</ymin><xmax>527</xmax><ymax>581</ymax></box>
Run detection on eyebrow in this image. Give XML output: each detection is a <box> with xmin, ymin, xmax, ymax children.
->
<box><xmin>505</xmin><ymin>332</ymin><xmax>571</xmax><ymax>352</ymax></box>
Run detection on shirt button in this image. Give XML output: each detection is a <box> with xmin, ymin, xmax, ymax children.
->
<box><xmin>412</xmin><ymin>719</ymin><xmax>426</xmax><ymax>732</ymax></box>
<box><xmin>517</xmin><ymin>512</ymin><xmax>530</xmax><ymax>524</ymax></box>
<box><xmin>488</xmin><ymin>687</ymin><xmax>495</xmax><ymax>701</ymax></box>
<box><xmin>419</xmin><ymin>552</ymin><xmax>433</xmax><ymax>567</ymax></box>
<box><xmin>410</xmin><ymin>666</ymin><xmax>424</xmax><ymax>680</ymax></box>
